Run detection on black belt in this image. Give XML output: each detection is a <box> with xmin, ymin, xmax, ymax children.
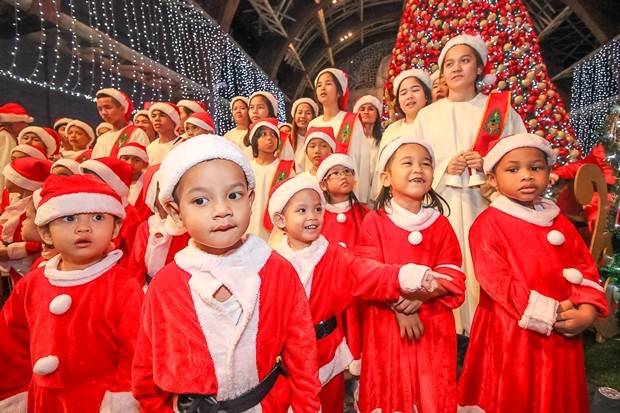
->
<box><xmin>314</xmin><ymin>316</ymin><xmax>337</xmax><ymax>340</ymax></box>
<box><xmin>177</xmin><ymin>357</ymin><xmax>287</xmax><ymax>413</ymax></box>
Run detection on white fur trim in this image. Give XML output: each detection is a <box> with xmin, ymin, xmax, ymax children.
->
<box><xmin>2</xmin><ymin>164</ymin><xmax>44</xmax><ymax>192</ymax></box>
<box><xmin>490</xmin><ymin>195</ymin><xmax>559</xmax><ymax>227</ymax></box>
<box><xmin>458</xmin><ymin>406</ymin><xmax>486</xmax><ymax>413</ymax></box>
<box><xmin>439</xmin><ymin>34</ymin><xmax>489</xmax><ymax>70</ymax></box>
<box><xmin>378</xmin><ymin>136</ymin><xmax>435</xmax><ymax>173</ymax></box>
<box><xmin>177</xmin><ymin>99</ymin><xmax>206</xmax><ymax>114</ymax></box>
<box><xmin>483</xmin><ymin>133</ymin><xmax>556</xmax><ymax>173</ymax></box>
<box><xmin>158</xmin><ymin>135</ymin><xmax>256</xmax><ymax>204</ymax></box>
<box><xmin>302</xmin><ymin>130</ymin><xmax>336</xmax><ymax>154</ymax></box>
<box><xmin>44</xmin><ymin>250</ymin><xmax>123</xmax><ymax>287</ymax></box>
<box><xmin>430</xmin><ymin>70</ymin><xmax>440</xmax><ymax>82</ymax></box>
<box><xmin>398</xmin><ymin>263</ymin><xmax>432</xmax><ymax>292</ymax></box>
<box><xmin>184</xmin><ymin>117</ymin><xmax>215</xmax><ymax>134</ymax></box>
<box><xmin>386</xmin><ymin>199</ymin><xmax>440</xmax><ymax>232</ymax></box>
<box><xmin>34</xmin><ymin>192</ymin><xmax>125</xmax><ymax>225</ymax></box>
<box><xmin>33</xmin><ymin>355</ymin><xmax>59</xmax><ymax>375</ymax></box>
<box><xmin>96</xmin><ymin>122</ymin><xmax>113</xmax><ymax>135</ymax></box>
<box><xmin>348</xmin><ymin>359</ymin><xmax>361</xmax><ymax>376</ymax></box>
<box><xmin>96</xmin><ymin>88</ymin><xmax>129</xmax><ymax>111</ymax></box>
<box><xmin>407</xmin><ymin>231</ymin><xmax>422</xmax><ymax>245</ymax></box>
<box><xmin>66</xmin><ymin>120</ymin><xmax>95</xmax><ymax>145</ymax></box>
<box><xmin>149</xmin><ymin>102</ymin><xmax>181</xmax><ymax>128</ymax></box>
<box><xmin>435</xmin><ymin>263</ymin><xmax>464</xmax><ymax>273</ymax></box>
<box><xmin>316</xmin><ymin>153</ymin><xmax>357</xmax><ymax>181</ymax></box>
<box><xmin>276</xmin><ymin>234</ymin><xmax>329</xmax><ymax>298</ymax></box>
<box><xmin>291</xmin><ymin>98</ymin><xmax>319</xmax><ymax>118</ymax></box>
<box><xmin>132</xmin><ymin>110</ymin><xmax>150</xmax><ymax>123</ymax></box>
<box><xmin>268</xmin><ymin>177</ymin><xmax>326</xmax><ymax>226</ymax></box>
<box><xmin>0</xmin><ymin>113</ymin><xmax>33</xmax><ymax>123</ymax></box>
<box><xmin>0</xmin><ymin>391</ymin><xmax>27</xmax><ymax>413</ymax></box>
<box><xmin>144</xmin><ymin>170</ymin><xmax>160</xmax><ymax>213</ymax></box>
<box><xmin>563</xmin><ymin>268</ymin><xmax>605</xmax><ymax>293</ymax></box>
<box><xmin>79</xmin><ymin>159</ymin><xmax>129</xmax><ymax>198</ymax></box>
<box><xmin>49</xmin><ymin>294</ymin><xmax>72</xmax><ymax>315</ymax></box>
<box><xmin>117</xmin><ymin>145</ymin><xmax>149</xmax><ymax>163</ymax></box>
<box><xmin>18</xmin><ymin>126</ymin><xmax>56</xmax><ymax>157</ymax></box>
<box><xmin>518</xmin><ymin>290</ymin><xmax>558</xmax><ymax>336</ymax></box>
<box><xmin>99</xmin><ymin>390</ymin><xmax>140</xmax><ymax>413</ymax></box>
<box><xmin>51</xmin><ymin>158</ymin><xmax>80</xmax><ymax>174</ymax></box>
<box><xmin>325</xmin><ymin>201</ymin><xmax>350</xmax><ymax>214</ymax></box>
<box><xmin>353</xmin><ymin>95</ymin><xmax>382</xmax><ymax>114</ymax></box>
<box><xmin>393</xmin><ymin>69</ymin><xmax>432</xmax><ymax>95</ymax></box>
<box><xmin>547</xmin><ymin>230</ymin><xmax>565</xmax><ymax>246</ymax></box>
<box><xmin>230</xmin><ymin>96</ymin><xmax>249</xmax><ymax>111</ymax></box>
<box><xmin>318</xmin><ymin>337</ymin><xmax>354</xmax><ymax>385</ymax></box>
<box><xmin>314</xmin><ymin>68</ymin><xmax>348</xmax><ymax>92</ymax></box>
<box><xmin>249</xmin><ymin>91</ymin><xmax>279</xmax><ymax>116</ymax></box>
<box><xmin>7</xmin><ymin>242</ymin><xmax>28</xmax><ymax>260</ymax></box>
<box><xmin>250</xmin><ymin>120</ymin><xmax>280</xmax><ymax>142</ymax></box>
<box><xmin>145</xmin><ymin>214</ymin><xmax>173</xmax><ymax>277</ymax></box>
<box><xmin>11</xmin><ymin>144</ymin><xmax>46</xmax><ymax>160</ymax></box>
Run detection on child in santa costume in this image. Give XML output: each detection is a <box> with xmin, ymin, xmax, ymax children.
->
<box><xmin>0</xmin><ymin>174</ymin><xmax>143</xmax><ymax>412</ymax></box>
<box><xmin>309</xmin><ymin>68</ymin><xmax>372</xmax><ymax>202</ymax></box>
<box><xmin>147</xmin><ymin>102</ymin><xmax>184</xmax><ymax>164</ymax></box>
<box><xmin>92</xmin><ymin>88</ymin><xmax>150</xmax><ymax>158</ymax></box>
<box><xmin>96</xmin><ymin>122</ymin><xmax>113</xmax><ymax>138</ymax></box>
<box><xmin>52</xmin><ymin>117</ymin><xmax>72</xmax><ymax>151</ymax></box>
<box><xmin>22</xmin><ymin>191</ymin><xmax>56</xmax><ymax>271</ymax></box>
<box><xmin>127</xmin><ymin>165</ymin><xmax>190</xmax><ymax>287</ymax></box>
<box><xmin>2</xmin><ymin>146</ymin><xmax>46</xmax><ymax>215</ymax></box>
<box><xmin>118</xmin><ymin>142</ymin><xmax>149</xmax><ymax>211</ymax></box>
<box><xmin>270</xmin><ymin>176</ymin><xmax>453</xmax><ymax>412</ymax></box>
<box><xmin>61</xmin><ymin>119</ymin><xmax>94</xmax><ymax>161</ymax></box>
<box><xmin>290</xmin><ymin>98</ymin><xmax>320</xmax><ymax>173</ymax></box>
<box><xmin>457</xmin><ymin>134</ymin><xmax>609</xmax><ymax>413</ymax></box>
<box><xmin>50</xmin><ymin>158</ymin><xmax>80</xmax><ymax>176</ymax></box>
<box><xmin>247</xmin><ymin>118</ymin><xmax>295</xmax><ymax>242</ymax></box>
<box><xmin>79</xmin><ymin>157</ymin><xmax>144</xmax><ymax>263</ymax></box>
<box><xmin>0</xmin><ymin>103</ymin><xmax>33</xmax><ymax>191</ymax></box>
<box><xmin>131</xmin><ymin>135</ymin><xmax>322</xmax><ymax>412</ymax></box>
<box><xmin>295</xmin><ymin>127</ymin><xmax>336</xmax><ymax>182</ymax></box>
<box><xmin>0</xmin><ymin>158</ymin><xmax>51</xmax><ymax>284</ymax></box>
<box><xmin>177</xmin><ymin>99</ymin><xmax>207</xmax><ymax>136</ymax></box>
<box><xmin>183</xmin><ymin>111</ymin><xmax>216</xmax><ymax>139</ymax></box>
<box><xmin>17</xmin><ymin>126</ymin><xmax>60</xmax><ymax>160</ymax></box>
<box><xmin>356</xmin><ymin>136</ymin><xmax>466</xmax><ymax>413</ymax></box>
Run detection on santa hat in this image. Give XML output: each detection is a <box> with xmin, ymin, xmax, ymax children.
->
<box><xmin>96</xmin><ymin>122</ymin><xmax>113</xmax><ymax>137</ymax></box>
<box><xmin>0</xmin><ymin>103</ymin><xmax>33</xmax><ymax>123</ymax></box>
<box><xmin>184</xmin><ymin>112</ymin><xmax>215</xmax><ymax>134</ymax></box>
<box><xmin>148</xmin><ymin>102</ymin><xmax>181</xmax><ymax>129</ymax></box>
<box><xmin>316</xmin><ymin>153</ymin><xmax>357</xmax><ymax>181</ymax></box>
<box><xmin>132</xmin><ymin>110</ymin><xmax>150</xmax><ymax>123</ymax></box>
<box><xmin>438</xmin><ymin>34</ymin><xmax>496</xmax><ymax>86</ymax></box>
<box><xmin>291</xmin><ymin>97</ymin><xmax>319</xmax><ymax>119</ymax></box>
<box><xmin>79</xmin><ymin>157</ymin><xmax>132</xmax><ymax>202</ymax></box>
<box><xmin>53</xmin><ymin>117</ymin><xmax>72</xmax><ymax>131</ymax></box>
<box><xmin>177</xmin><ymin>99</ymin><xmax>206</xmax><ymax>114</ymax></box>
<box><xmin>249</xmin><ymin>91</ymin><xmax>279</xmax><ymax>116</ymax></box>
<box><xmin>50</xmin><ymin>158</ymin><xmax>80</xmax><ymax>175</ymax></box>
<box><xmin>302</xmin><ymin>126</ymin><xmax>337</xmax><ymax>154</ymax></box>
<box><xmin>278</xmin><ymin>122</ymin><xmax>293</xmax><ymax>131</ymax></box>
<box><xmin>96</xmin><ymin>88</ymin><xmax>135</xmax><ymax>121</ymax></box>
<box><xmin>267</xmin><ymin>177</ymin><xmax>326</xmax><ymax>226</ymax></box>
<box><xmin>483</xmin><ymin>133</ymin><xmax>556</xmax><ymax>174</ymax></box>
<box><xmin>34</xmin><ymin>174</ymin><xmax>126</xmax><ymax>226</ymax></box>
<box><xmin>430</xmin><ymin>70</ymin><xmax>440</xmax><ymax>83</ymax></box>
<box><xmin>393</xmin><ymin>69</ymin><xmax>432</xmax><ymax>95</ymax></box>
<box><xmin>2</xmin><ymin>157</ymin><xmax>51</xmax><ymax>192</ymax></box>
<box><xmin>353</xmin><ymin>95</ymin><xmax>382</xmax><ymax>114</ymax></box>
<box><xmin>249</xmin><ymin>118</ymin><xmax>280</xmax><ymax>143</ymax></box>
<box><xmin>142</xmin><ymin>164</ymin><xmax>160</xmax><ymax>213</ymax></box>
<box><xmin>159</xmin><ymin>135</ymin><xmax>255</xmax><ymax>205</ymax></box>
<box><xmin>65</xmin><ymin>119</ymin><xmax>95</xmax><ymax>145</ymax></box>
<box><xmin>378</xmin><ymin>136</ymin><xmax>435</xmax><ymax>173</ymax></box>
<box><xmin>11</xmin><ymin>144</ymin><xmax>47</xmax><ymax>160</ymax></box>
<box><xmin>118</xmin><ymin>142</ymin><xmax>149</xmax><ymax>164</ymax></box>
<box><xmin>17</xmin><ymin>126</ymin><xmax>60</xmax><ymax>157</ymax></box>
<box><xmin>314</xmin><ymin>68</ymin><xmax>350</xmax><ymax>110</ymax></box>
<box><xmin>230</xmin><ymin>96</ymin><xmax>249</xmax><ymax>111</ymax></box>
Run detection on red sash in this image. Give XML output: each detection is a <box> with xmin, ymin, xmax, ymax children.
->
<box><xmin>110</xmin><ymin>125</ymin><xmax>140</xmax><ymax>158</ymax></box>
<box><xmin>262</xmin><ymin>159</ymin><xmax>295</xmax><ymax>231</ymax></box>
<box><xmin>472</xmin><ymin>91</ymin><xmax>512</xmax><ymax>156</ymax></box>
<box><xmin>335</xmin><ymin>112</ymin><xmax>358</xmax><ymax>154</ymax></box>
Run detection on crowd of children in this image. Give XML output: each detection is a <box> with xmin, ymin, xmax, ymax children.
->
<box><xmin>0</xmin><ymin>32</ymin><xmax>610</xmax><ymax>413</ymax></box>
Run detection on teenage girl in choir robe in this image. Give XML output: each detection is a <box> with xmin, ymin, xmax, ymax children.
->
<box><xmin>224</xmin><ymin>96</ymin><xmax>251</xmax><ymax>155</ymax></box>
<box><xmin>353</xmin><ymin>95</ymin><xmax>383</xmax><ymax>204</ymax></box>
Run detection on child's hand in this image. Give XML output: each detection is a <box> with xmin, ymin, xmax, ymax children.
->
<box><xmin>447</xmin><ymin>153</ymin><xmax>467</xmax><ymax>175</ymax></box>
<box><xmin>392</xmin><ymin>296</ymin><xmax>423</xmax><ymax>315</ymax></box>
<box><xmin>0</xmin><ymin>245</ymin><xmax>9</xmax><ymax>261</ymax></box>
<box><xmin>553</xmin><ymin>303</ymin><xmax>597</xmax><ymax>337</ymax></box>
<box><xmin>463</xmin><ymin>150</ymin><xmax>483</xmax><ymax>172</ymax></box>
<box><xmin>557</xmin><ymin>299</ymin><xmax>574</xmax><ymax>315</ymax></box>
<box><xmin>549</xmin><ymin>173</ymin><xmax>560</xmax><ymax>185</ymax></box>
<box><xmin>421</xmin><ymin>270</ymin><xmax>453</xmax><ymax>292</ymax></box>
<box><xmin>394</xmin><ymin>311</ymin><xmax>424</xmax><ymax>341</ymax></box>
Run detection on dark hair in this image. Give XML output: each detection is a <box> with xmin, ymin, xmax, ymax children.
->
<box><xmin>394</xmin><ymin>77</ymin><xmax>432</xmax><ymax>118</ymax></box>
<box><xmin>95</xmin><ymin>93</ymin><xmax>123</xmax><ymax>107</ymax></box>
<box><xmin>172</xmin><ymin>159</ymin><xmax>250</xmax><ymax>203</ymax></box>
<box><xmin>244</xmin><ymin>96</ymin><xmax>276</xmax><ymax>149</ymax></box>
<box><xmin>440</xmin><ymin>44</ymin><xmax>485</xmax><ymax>93</ymax></box>
<box><xmin>291</xmin><ymin>102</ymin><xmax>318</xmax><ymax>152</ymax></box>
<box><xmin>179</xmin><ymin>106</ymin><xmax>193</xmax><ymax>117</ymax></box>
<box><xmin>250</xmin><ymin>95</ymin><xmax>276</xmax><ymax>118</ymax></box>
<box><xmin>322</xmin><ymin>182</ymin><xmax>367</xmax><ymax>234</ymax></box>
<box><xmin>250</xmin><ymin>126</ymin><xmax>278</xmax><ymax>158</ymax></box>
<box><xmin>316</xmin><ymin>72</ymin><xmax>344</xmax><ymax>110</ymax></box>
<box><xmin>369</xmin><ymin>112</ymin><xmax>384</xmax><ymax>147</ymax></box>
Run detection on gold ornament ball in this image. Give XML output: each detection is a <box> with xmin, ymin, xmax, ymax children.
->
<box><xmin>553</xmin><ymin>148</ymin><xmax>561</xmax><ymax>155</ymax></box>
<box><xmin>480</xmin><ymin>20</ymin><xmax>488</xmax><ymax>27</ymax></box>
<box><xmin>570</xmin><ymin>149</ymin><xmax>580</xmax><ymax>159</ymax></box>
<box><xmin>522</xmin><ymin>78</ymin><xmax>532</xmax><ymax>87</ymax></box>
<box><xmin>498</xmin><ymin>80</ymin><xmax>507</xmax><ymax>89</ymax></box>
<box><xmin>566</xmin><ymin>135</ymin><xmax>575</xmax><ymax>143</ymax></box>
<box><xmin>503</xmin><ymin>43</ymin><xmax>512</xmax><ymax>51</ymax></box>
<box><xmin>514</xmin><ymin>95</ymin><xmax>524</xmax><ymax>105</ymax></box>
<box><xmin>546</xmin><ymin>90</ymin><xmax>556</xmax><ymax>97</ymax></box>
<box><xmin>528</xmin><ymin>119</ymin><xmax>538</xmax><ymax>127</ymax></box>
<box><xmin>489</xmin><ymin>13</ymin><xmax>497</xmax><ymax>21</ymax></box>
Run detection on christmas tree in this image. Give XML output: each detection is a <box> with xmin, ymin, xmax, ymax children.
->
<box><xmin>384</xmin><ymin>0</ymin><xmax>579</xmax><ymax>165</ymax></box>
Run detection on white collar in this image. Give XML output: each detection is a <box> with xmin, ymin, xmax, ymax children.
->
<box><xmin>276</xmin><ymin>235</ymin><xmax>328</xmax><ymax>298</ymax></box>
<box><xmin>490</xmin><ymin>195</ymin><xmax>560</xmax><ymax>227</ymax></box>
<box><xmin>44</xmin><ymin>249</ymin><xmax>123</xmax><ymax>287</ymax></box>
<box><xmin>385</xmin><ymin>199</ymin><xmax>440</xmax><ymax>232</ymax></box>
<box><xmin>325</xmin><ymin>201</ymin><xmax>351</xmax><ymax>213</ymax></box>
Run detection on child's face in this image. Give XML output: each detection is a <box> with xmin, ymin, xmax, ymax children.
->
<box><xmin>381</xmin><ymin>143</ymin><xmax>433</xmax><ymax>209</ymax></box>
<box><xmin>432</xmin><ymin>76</ymin><xmax>448</xmax><ymax>102</ymax></box>
<box><xmin>274</xmin><ymin>189</ymin><xmax>323</xmax><ymax>250</ymax></box>
<box><xmin>185</xmin><ymin>123</ymin><xmax>210</xmax><ymax>139</ymax></box>
<box><xmin>397</xmin><ymin>77</ymin><xmax>427</xmax><ymax>120</ymax></box>
<box><xmin>279</xmin><ymin>125</ymin><xmax>291</xmax><ymax>135</ymax></box>
<box><xmin>487</xmin><ymin>147</ymin><xmax>550</xmax><ymax>208</ymax></box>
<box><xmin>315</xmin><ymin>73</ymin><xmax>339</xmax><ymax>106</ymax></box>
<box><xmin>320</xmin><ymin>165</ymin><xmax>355</xmax><ymax>197</ymax></box>
<box><xmin>120</xmin><ymin>155</ymin><xmax>148</xmax><ymax>180</ymax></box>
<box><xmin>10</xmin><ymin>150</ymin><xmax>29</xmax><ymax>161</ymax></box>
<box><xmin>133</xmin><ymin>115</ymin><xmax>155</xmax><ymax>136</ymax></box>
<box><xmin>96</xmin><ymin>97</ymin><xmax>125</xmax><ymax>124</ymax></box>
<box><xmin>39</xmin><ymin>213</ymin><xmax>120</xmax><ymax>271</ymax></box>
<box><xmin>249</xmin><ymin>96</ymin><xmax>270</xmax><ymax>123</ymax></box>
<box><xmin>166</xmin><ymin>160</ymin><xmax>254</xmax><ymax>255</ymax></box>
<box><xmin>57</xmin><ymin>125</ymin><xmax>67</xmax><ymax>139</ymax></box>
<box><xmin>97</xmin><ymin>126</ymin><xmax>112</xmax><ymax>137</ymax></box>
<box><xmin>232</xmin><ymin>100</ymin><xmax>248</xmax><ymax>124</ymax></box>
<box><xmin>66</xmin><ymin>126</ymin><xmax>90</xmax><ymax>150</ymax></box>
<box><xmin>150</xmin><ymin>110</ymin><xmax>176</xmax><ymax>135</ymax></box>
<box><xmin>358</xmin><ymin>103</ymin><xmax>378</xmax><ymax>125</ymax></box>
<box><xmin>256</xmin><ymin>127</ymin><xmax>278</xmax><ymax>156</ymax></box>
<box><xmin>305</xmin><ymin>138</ymin><xmax>333</xmax><ymax>167</ymax></box>
<box><xmin>442</xmin><ymin>44</ymin><xmax>482</xmax><ymax>93</ymax></box>
<box><xmin>294</xmin><ymin>103</ymin><xmax>314</xmax><ymax>130</ymax></box>
<box><xmin>5</xmin><ymin>179</ymin><xmax>20</xmax><ymax>194</ymax></box>
<box><xmin>51</xmin><ymin>166</ymin><xmax>74</xmax><ymax>176</ymax></box>
<box><xmin>20</xmin><ymin>133</ymin><xmax>47</xmax><ymax>153</ymax></box>
<box><xmin>20</xmin><ymin>200</ymin><xmax>41</xmax><ymax>243</ymax></box>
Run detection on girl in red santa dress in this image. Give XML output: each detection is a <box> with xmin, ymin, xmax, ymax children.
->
<box><xmin>0</xmin><ymin>174</ymin><xmax>143</xmax><ymax>412</ymax></box>
<box><xmin>269</xmin><ymin>177</ymin><xmax>451</xmax><ymax>412</ymax></box>
<box><xmin>132</xmin><ymin>135</ymin><xmax>322</xmax><ymax>412</ymax></box>
<box><xmin>457</xmin><ymin>134</ymin><xmax>609</xmax><ymax>413</ymax></box>
<box><xmin>356</xmin><ymin>135</ymin><xmax>466</xmax><ymax>413</ymax></box>
<box><xmin>295</xmin><ymin>126</ymin><xmax>336</xmax><ymax>182</ymax></box>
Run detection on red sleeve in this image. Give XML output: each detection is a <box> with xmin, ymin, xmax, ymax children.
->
<box><xmin>127</xmin><ymin>221</ymin><xmax>149</xmax><ymax>285</ymax></box>
<box><xmin>431</xmin><ymin>218</ymin><xmax>466</xmax><ymax>309</ymax></box>
<box><xmin>552</xmin><ymin>145</ymin><xmax>602</xmax><ymax>179</ymax></box>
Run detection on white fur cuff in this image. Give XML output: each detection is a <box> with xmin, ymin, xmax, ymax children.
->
<box><xmin>518</xmin><ymin>290</ymin><xmax>559</xmax><ymax>336</ymax></box>
<box><xmin>7</xmin><ymin>242</ymin><xmax>27</xmax><ymax>260</ymax></box>
<box><xmin>398</xmin><ymin>263</ymin><xmax>432</xmax><ymax>292</ymax></box>
<box><xmin>99</xmin><ymin>391</ymin><xmax>140</xmax><ymax>413</ymax></box>
<box><xmin>0</xmin><ymin>391</ymin><xmax>27</xmax><ymax>413</ymax></box>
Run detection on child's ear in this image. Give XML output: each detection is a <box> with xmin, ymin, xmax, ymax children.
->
<box><xmin>37</xmin><ymin>225</ymin><xmax>53</xmax><ymax>246</ymax></box>
<box><xmin>165</xmin><ymin>200</ymin><xmax>182</xmax><ymax>224</ymax></box>
<box><xmin>273</xmin><ymin>212</ymin><xmax>286</xmax><ymax>231</ymax></box>
<box><xmin>486</xmin><ymin>172</ymin><xmax>497</xmax><ymax>189</ymax></box>
<box><xmin>112</xmin><ymin>218</ymin><xmax>122</xmax><ymax>240</ymax></box>
<box><xmin>380</xmin><ymin>170</ymin><xmax>391</xmax><ymax>188</ymax></box>
<box><xmin>248</xmin><ymin>190</ymin><xmax>256</xmax><ymax>209</ymax></box>
<box><xmin>319</xmin><ymin>180</ymin><xmax>328</xmax><ymax>192</ymax></box>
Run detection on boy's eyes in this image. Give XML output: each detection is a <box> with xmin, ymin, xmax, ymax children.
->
<box><xmin>92</xmin><ymin>214</ymin><xmax>104</xmax><ymax>221</ymax></box>
<box><xmin>193</xmin><ymin>198</ymin><xmax>209</xmax><ymax>205</ymax></box>
<box><xmin>62</xmin><ymin>215</ymin><xmax>75</xmax><ymax>222</ymax></box>
<box><xmin>228</xmin><ymin>192</ymin><xmax>242</xmax><ymax>200</ymax></box>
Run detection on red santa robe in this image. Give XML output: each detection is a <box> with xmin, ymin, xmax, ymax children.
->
<box><xmin>458</xmin><ymin>195</ymin><xmax>609</xmax><ymax>413</ymax></box>
<box><xmin>132</xmin><ymin>236</ymin><xmax>322</xmax><ymax>412</ymax></box>
<box><xmin>127</xmin><ymin>215</ymin><xmax>190</xmax><ymax>285</ymax></box>
<box><xmin>355</xmin><ymin>201</ymin><xmax>465</xmax><ymax>413</ymax></box>
<box><xmin>321</xmin><ymin>200</ymin><xmax>370</xmax><ymax>374</ymax></box>
<box><xmin>0</xmin><ymin>250</ymin><xmax>143</xmax><ymax>412</ymax></box>
<box><xmin>114</xmin><ymin>203</ymin><xmax>143</xmax><ymax>266</ymax></box>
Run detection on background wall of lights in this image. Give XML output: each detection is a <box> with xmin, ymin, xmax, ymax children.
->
<box><xmin>0</xmin><ymin>0</ymin><xmax>286</xmax><ymax>133</ymax></box>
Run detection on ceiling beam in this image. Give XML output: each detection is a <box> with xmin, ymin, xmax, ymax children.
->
<box><xmin>538</xmin><ymin>6</ymin><xmax>572</xmax><ymax>41</ymax></box>
<box><xmin>561</xmin><ymin>0</ymin><xmax>614</xmax><ymax>44</ymax></box>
